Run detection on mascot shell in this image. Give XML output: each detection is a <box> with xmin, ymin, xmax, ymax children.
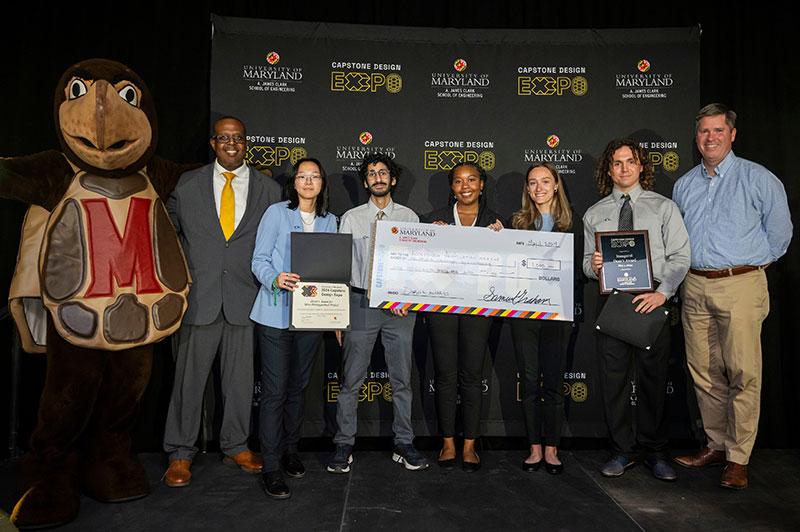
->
<box><xmin>40</xmin><ymin>171</ymin><xmax>189</xmax><ymax>349</ymax></box>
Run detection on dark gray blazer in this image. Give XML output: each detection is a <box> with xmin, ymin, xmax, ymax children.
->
<box><xmin>167</xmin><ymin>163</ymin><xmax>281</xmax><ymax>326</ymax></box>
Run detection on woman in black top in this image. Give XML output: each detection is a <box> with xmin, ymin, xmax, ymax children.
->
<box><xmin>509</xmin><ymin>162</ymin><xmax>574</xmax><ymax>474</ymax></box>
<box><xmin>423</xmin><ymin>162</ymin><xmax>503</xmax><ymax>472</ymax></box>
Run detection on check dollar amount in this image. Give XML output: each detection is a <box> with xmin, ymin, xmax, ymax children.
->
<box><xmin>369</xmin><ymin>221</ymin><xmax>573</xmax><ymax>321</ymax></box>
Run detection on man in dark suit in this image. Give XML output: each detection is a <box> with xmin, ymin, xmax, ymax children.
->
<box><xmin>162</xmin><ymin>116</ymin><xmax>281</xmax><ymax>487</ymax></box>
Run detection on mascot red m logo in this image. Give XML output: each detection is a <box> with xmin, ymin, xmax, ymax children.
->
<box><xmin>81</xmin><ymin>197</ymin><xmax>162</xmax><ymax>298</ymax></box>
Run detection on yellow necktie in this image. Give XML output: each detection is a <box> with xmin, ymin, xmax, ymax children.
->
<box><xmin>220</xmin><ymin>171</ymin><xmax>235</xmax><ymax>240</ymax></box>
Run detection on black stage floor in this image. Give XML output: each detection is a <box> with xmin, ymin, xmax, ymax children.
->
<box><xmin>2</xmin><ymin>448</ymin><xmax>799</xmax><ymax>531</ymax></box>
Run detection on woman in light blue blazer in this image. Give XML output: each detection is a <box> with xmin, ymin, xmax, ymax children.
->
<box><xmin>250</xmin><ymin>157</ymin><xmax>337</xmax><ymax>499</ymax></box>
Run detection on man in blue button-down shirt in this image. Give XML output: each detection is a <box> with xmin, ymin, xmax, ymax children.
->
<box><xmin>672</xmin><ymin>103</ymin><xmax>792</xmax><ymax>490</ymax></box>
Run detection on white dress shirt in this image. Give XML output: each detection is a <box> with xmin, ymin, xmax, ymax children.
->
<box><xmin>339</xmin><ymin>198</ymin><xmax>419</xmax><ymax>289</ymax></box>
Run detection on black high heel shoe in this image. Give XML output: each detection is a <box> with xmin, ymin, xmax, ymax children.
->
<box><xmin>522</xmin><ymin>459</ymin><xmax>542</xmax><ymax>472</ymax></box>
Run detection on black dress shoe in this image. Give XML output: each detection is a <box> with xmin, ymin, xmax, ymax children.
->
<box><xmin>522</xmin><ymin>460</ymin><xmax>542</xmax><ymax>472</ymax></box>
<box><xmin>282</xmin><ymin>453</ymin><xmax>305</xmax><ymax>479</ymax></box>
<box><xmin>262</xmin><ymin>471</ymin><xmax>291</xmax><ymax>500</ymax></box>
<box><xmin>544</xmin><ymin>461</ymin><xmax>563</xmax><ymax>475</ymax></box>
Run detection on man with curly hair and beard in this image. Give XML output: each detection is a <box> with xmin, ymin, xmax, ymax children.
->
<box><xmin>326</xmin><ymin>153</ymin><xmax>429</xmax><ymax>474</ymax></box>
<box><xmin>583</xmin><ymin>138</ymin><xmax>690</xmax><ymax>482</ymax></box>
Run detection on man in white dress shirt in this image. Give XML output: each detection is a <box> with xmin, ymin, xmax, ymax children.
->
<box><xmin>162</xmin><ymin>117</ymin><xmax>281</xmax><ymax>487</ymax></box>
<box><xmin>327</xmin><ymin>153</ymin><xmax>429</xmax><ymax>474</ymax></box>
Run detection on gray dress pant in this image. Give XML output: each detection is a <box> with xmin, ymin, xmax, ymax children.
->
<box><xmin>163</xmin><ymin>312</ymin><xmax>254</xmax><ymax>461</ymax></box>
<box><xmin>334</xmin><ymin>291</ymin><xmax>415</xmax><ymax>446</ymax></box>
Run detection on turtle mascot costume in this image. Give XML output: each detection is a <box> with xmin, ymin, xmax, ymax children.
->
<box><xmin>0</xmin><ymin>59</ymin><xmax>194</xmax><ymax>529</ymax></box>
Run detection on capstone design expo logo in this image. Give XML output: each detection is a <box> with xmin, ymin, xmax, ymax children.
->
<box><xmin>640</xmin><ymin>141</ymin><xmax>681</xmax><ymax>173</ymax></box>
<box><xmin>517</xmin><ymin>65</ymin><xmax>589</xmax><ymax>96</ymax></box>
<box><xmin>517</xmin><ymin>371</ymin><xmax>588</xmax><ymax>403</ymax></box>
<box><xmin>330</xmin><ymin>61</ymin><xmax>403</xmax><ymax>93</ymax></box>
<box><xmin>423</xmin><ymin>139</ymin><xmax>496</xmax><ymax>171</ymax></box>
<box><xmin>301</xmin><ymin>285</ymin><xmax>318</xmax><ymax>297</ymax></box>
<box><xmin>327</xmin><ymin>372</ymin><xmax>394</xmax><ymax>403</ymax></box>
<box><xmin>245</xmin><ymin>133</ymin><xmax>307</xmax><ymax>167</ymax></box>
<box><xmin>242</xmin><ymin>51</ymin><xmax>303</xmax><ymax>93</ymax></box>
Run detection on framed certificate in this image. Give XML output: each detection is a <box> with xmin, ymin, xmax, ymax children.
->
<box><xmin>595</xmin><ymin>230</ymin><xmax>654</xmax><ymax>294</ymax></box>
<box><xmin>289</xmin><ymin>233</ymin><xmax>353</xmax><ymax>331</ymax></box>
<box><xmin>290</xmin><ymin>282</ymin><xmax>350</xmax><ymax>331</ymax></box>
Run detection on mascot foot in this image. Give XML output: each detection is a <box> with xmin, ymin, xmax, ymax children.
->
<box><xmin>82</xmin><ymin>454</ymin><xmax>150</xmax><ymax>502</ymax></box>
<box><xmin>11</xmin><ymin>477</ymin><xmax>80</xmax><ymax>529</ymax></box>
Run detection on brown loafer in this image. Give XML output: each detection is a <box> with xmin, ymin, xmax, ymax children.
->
<box><xmin>164</xmin><ymin>459</ymin><xmax>192</xmax><ymax>488</ymax></box>
<box><xmin>223</xmin><ymin>450</ymin><xmax>263</xmax><ymax>474</ymax></box>
<box><xmin>720</xmin><ymin>462</ymin><xmax>748</xmax><ymax>490</ymax></box>
<box><xmin>673</xmin><ymin>447</ymin><xmax>726</xmax><ymax>468</ymax></box>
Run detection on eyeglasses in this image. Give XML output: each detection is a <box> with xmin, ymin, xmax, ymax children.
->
<box><xmin>367</xmin><ymin>169</ymin><xmax>390</xmax><ymax>178</ymax></box>
<box><xmin>295</xmin><ymin>174</ymin><xmax>322</xmax><ymax>182</ymax></box>
<box><xmin>214</xmin><ymin>134</ymin><xmax>246</xmax><ymax>144</ymax></box>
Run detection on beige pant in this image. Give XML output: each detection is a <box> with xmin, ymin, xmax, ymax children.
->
<box><xmin>681</xmin><ymin>269</ymin><xmax>769</xmax><ymax>465</ymax></box>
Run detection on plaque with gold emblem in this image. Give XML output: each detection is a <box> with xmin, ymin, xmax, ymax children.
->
<box><xmin>596</xmin><ymin>230</ymin><xmax>654</xmax><ymax>294</ymax></box>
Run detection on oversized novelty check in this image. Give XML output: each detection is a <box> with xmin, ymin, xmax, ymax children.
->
<box><xmin>369</xmin><ymin>221</ymin><xmax>573</xmax><ymax>321</ymax></box>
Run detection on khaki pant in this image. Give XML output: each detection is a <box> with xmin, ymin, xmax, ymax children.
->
<box><xmin>681</xmin><ymin>269</ymin><xmax>769</xmax><ymax>465</ymax></box>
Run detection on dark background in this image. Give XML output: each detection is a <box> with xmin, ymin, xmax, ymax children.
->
<box><xmin>1</xmin><ymin>2</ymin><xmax>797</xmax><ymax>457</ymax></box>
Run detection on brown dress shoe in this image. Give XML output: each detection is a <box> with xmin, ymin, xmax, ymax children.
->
<box><xmin>720</xmin><ymin>462</ymin><xmax>748</xmax><ymax>490</ymax></box>
<box><xmin>223</xmin><ymin>450</ymin><xmax>263</xmax><ymax>474</ymax></box>
<box><xmin>164</xmin><ymin>459</ymin><xmax>192</xmax><ymax>488</ymax></box>
<box><xmin>673</xmin><ymin>447</ymin><xmax>726</xmax><ymax>468</ymax></box>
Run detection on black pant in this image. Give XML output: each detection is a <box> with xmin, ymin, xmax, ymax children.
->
<box><xmin>427</xmin><ymin>313</ymin><xmax>493</xmax><ymax>439</ymax></box>
<box><xmin>597</xmin><ymin>317</ymin><xmax>670</xmax><ymax>458</ymax></box>
<box><xmin>510</xmin><ymin>319</ymin><xmax>567</xmax><ymax>447</ymax></box>
<box><xmin>257</xmin><ymin>325</ymin><xmax>322</xmax><ymax>472</ymax></box>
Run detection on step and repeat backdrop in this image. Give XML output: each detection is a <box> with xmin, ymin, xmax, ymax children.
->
<box><xmin>210</xmin><ymin>16</ymin><xmax>700</xmax><ymax>438</ymax></box>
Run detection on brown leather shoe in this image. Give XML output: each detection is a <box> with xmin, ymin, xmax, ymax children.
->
<box><xmin>223</xmin><ymin>450</ymin><xmax>263</xmax><ymax>474</ymax></box>
<box><xmin>720</xmin><ymin>462</ymin><xmax>748</xmax><ymax>490</ymax></box>
<box><xmin>673</xmin><ymin>447</ymin><xmax>726</xmax><ymax>468</ymax></box>
<box><xmin>164</xmin><ymin>459</ymin><xmax>192</xmax><ymax>488</ymax></box>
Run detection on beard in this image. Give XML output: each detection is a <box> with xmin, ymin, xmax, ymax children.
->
<box><xmin>369</xmin><ymin>183</ymin><xmax>391</xmax><ymax>197</ymax></box>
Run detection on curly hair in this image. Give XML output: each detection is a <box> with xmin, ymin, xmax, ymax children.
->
<box><xmin>511</xmin><ymin>162</ymin><xmax>572</xmax><ymax>232</ymax></box>
<box><xmin>594</xmin><ymin>138</ymin><xmax>654</xmax><ymax>197</ymax></box>
<box><xmin>358</xmin><ymin>152</ymin><xmax>401</xmax><ymax>192</ymax></box>
<box><xmin>447</xmin><ymin>161</ymin><xmax>487</xmax><ymax>186</ymax></box>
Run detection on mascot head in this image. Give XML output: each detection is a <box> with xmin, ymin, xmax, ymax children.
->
<box><xmin>54</xmin><ymin>58</ymin><xmax>157</xmax><ymax>177</ymax></box>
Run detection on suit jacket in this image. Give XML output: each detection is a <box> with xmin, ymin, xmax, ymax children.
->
<box><xmin>249</xmin><ymin>201</ymin><xmax>339</xmax><ymax>329</ymax></box>
<box><xmin>167</xmin><ymin>163</ymin><xmax>281</xmax><ymax>326</ymax></box>
<box><xmin>423</xmin><ymin>202</ymin><xmax>501</xmax><ymax>228</ymax></box>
